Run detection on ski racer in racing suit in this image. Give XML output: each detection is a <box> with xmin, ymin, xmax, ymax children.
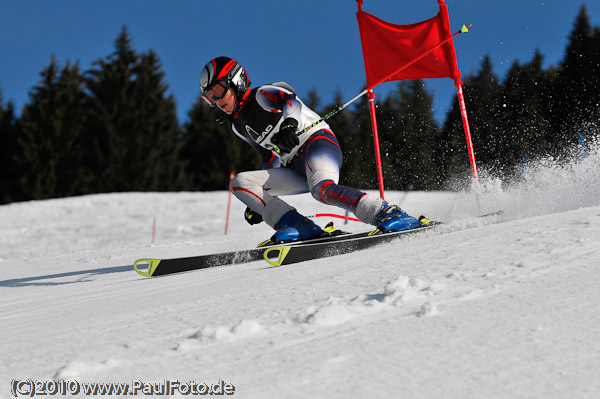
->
<box><xmin>200</xmin><ymin>56</ymin><xmax>424</xmax><ymax>245</ymax></box>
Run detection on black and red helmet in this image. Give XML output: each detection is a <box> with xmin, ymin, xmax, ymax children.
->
<box><xmin>200</xmin><ymin>57</ymin><xmax>251</xmax><ymax>110</ymax></box>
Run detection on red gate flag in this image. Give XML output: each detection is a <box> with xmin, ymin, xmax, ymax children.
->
<box><xmin>356</xmin><ymin>3</ymin><xmax>461</xmax><ymax>87</ymax></box>
<box><xmin>355</xmin><ymin>0</ymin><xmax>479</xmax><ymax>189</ymax></box>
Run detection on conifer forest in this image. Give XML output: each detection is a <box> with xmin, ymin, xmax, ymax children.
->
<box><xmin>1</xmin><ymin>6</ymin><xmax>599</xmax><ymax>204</ymax></box>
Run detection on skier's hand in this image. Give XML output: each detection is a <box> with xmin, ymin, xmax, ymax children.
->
<box><xmin>272</xmin><ymin>118</ymin><xmax>300</xmax><ymax>154</ymax></box>
<box><xmin>244</xmin><ymin>207</ymin><xmax>263</xmax><ymax>225</ymax></box>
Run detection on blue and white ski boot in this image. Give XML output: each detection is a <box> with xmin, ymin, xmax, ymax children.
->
<box><xmin>259</xmin><ymin>210</ymin><xmax>324</xmax><ymax>246</ymax></box>
<box><xmin>374</xmin><ymin>204</ymin><xmax>422</xmax><ymax>233</ymax></box>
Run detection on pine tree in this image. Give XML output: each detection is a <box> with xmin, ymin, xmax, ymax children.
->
<box><xmin>85</xmin><ymin>27</ymin><xmax>183</xmax><ymax>192</ymax></box>
<box><xmin>0</xmin><ymin>90</ymin><xmax>22</xmax><ymax>203</ymax></box>
<box><xmin>320</xmin><ymin>89</ymin><xmax>362</xmax><ymax>188</ymax></box>
<box><xmin>592</xmin><ymin>26</ymin><xmax>600</xmax><ymax>112</ymax></box>
<box><xmin>551</xmin><ymin>5</ymin><xmax>599</xmax><ymax>154</ymax></box>
<box><xmin>378</xmin><ymin>80</ymin><xmax>439</xmax><ymax>190</ymax></box>
<box><xmin>85</xmin><ymin>27</ymin><xmax>139</xmax><ymax>192</ymax></box>
<box><xmin>129</xmin><ymin>50</ymin><xmax>185</xmax><ymax>191</ymax></box>
<box><xmin>180</xmin><ymin>98</ymin><xmax>260</xmax><ymax>191</ymax></box>
<box><xmin>351</xmin><ymin>91</ymin><xmax>378</xmax><ymax>189</ymax></box>
<box><xmin>497</xmin><ymin>51</ymin><xmax>555</xmax><ymax>172</ymax></box>
<box><xmin>17</xmin><ymin>57</ymin><xmax>90</xmax><ymax>200</ymax></box>
<box><xmin>305</xmin><ymin>87</ymin><xmax>322</xmax><ymax>112</ymax></box>
<box><xmin>441</xmin><ymin>56</ymin><xmax>503</xmax><ymax>181</ymax></box>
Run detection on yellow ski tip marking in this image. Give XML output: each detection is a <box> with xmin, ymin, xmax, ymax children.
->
<box><xmin>133</xmin><ymin>259</ymin><xmax>161</xmax><ymax>277</ymax></box>
<box><xmin>263</xmin><ymin>246</ymin><xmax>291</xmax><ymax>266</ymax></box>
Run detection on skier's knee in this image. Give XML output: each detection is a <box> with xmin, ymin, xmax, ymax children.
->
<box><xmin>230</xmin><ymin>171</ymin><xmax>257</xmax><ymax>191</ymax></box>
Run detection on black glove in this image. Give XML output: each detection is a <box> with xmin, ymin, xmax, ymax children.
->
<box><xmin>272</xmin><ymin>118</ymin><xmax>300</xmax><ymax>154</ymax></box>
<box><xmin>244</xmin><ymin>207</ymin><xmax>263</xmax><ymax>225</ymax></box>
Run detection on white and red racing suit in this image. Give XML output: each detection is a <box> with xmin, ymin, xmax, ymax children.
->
<box><xmin>229</xmin><ymin>83</ymin><xmax>385</xmax><ymax>228</ymax></box>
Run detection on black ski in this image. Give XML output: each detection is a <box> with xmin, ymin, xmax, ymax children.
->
<box><xmin>133</xmin><ymin>228</ymin><xmax>365</xmax><ymax>277</ymax></box>
<box><xmin>262</xmin><ymin>210</ymin><xmax>503</xmax><ymax>266</ymax></box>
<box><xmin>133</xmin><ymin>248</ymin><xmax>266</xmax><ymax>277</ymax></box>
<box><xmin>262</xmin><ymin>224</ymin><xmax>437</xmax><ymax>266</ymax></box>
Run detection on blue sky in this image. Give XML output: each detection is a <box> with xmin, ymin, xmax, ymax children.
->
<box><xmin>1</xmin><ymin>1</ymin><xmax>598</xmax><ymax>124</ymax></box>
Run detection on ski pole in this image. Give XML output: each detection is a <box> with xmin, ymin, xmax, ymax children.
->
<box><xmin>298</xmin><ymin>24</ymin><xmax>471</xmax><ymax>135</ymax></box>
<box><xmin>298</xmin><ymin>89</ymin><xmax>368</xmax><ymax>135</ymax></box>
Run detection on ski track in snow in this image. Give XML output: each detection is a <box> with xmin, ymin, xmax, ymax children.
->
<box><xmin>2</xmin><ymin>149</ymin><xmax>600</xmax><ymax>398</ymax></box>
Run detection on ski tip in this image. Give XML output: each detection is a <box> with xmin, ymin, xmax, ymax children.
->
<box><xmin>263</xmin><ymin>246</ymin><xmax>291</xmax><ymax>267</ymax></box>
<box><xmin>133</xmin><ymin>258</ymin><xmax>161</xmax><ymax>277</ymax></box>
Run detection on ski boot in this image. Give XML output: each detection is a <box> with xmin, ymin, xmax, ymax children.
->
<box><xmin>258</xmin><ymin>210</ymin><xmax>324</xmax><ymax>247</ymax></box>
<box><xmin>371</xmin><ymin>204</ymin><xmax>422</xmax><ymax>235</ymax></box>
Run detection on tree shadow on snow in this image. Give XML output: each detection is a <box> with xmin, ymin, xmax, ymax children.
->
<box><xmin>0</xmin><ymin>265</ymin><xmax>133</xmax><ymax>288</ymax></box>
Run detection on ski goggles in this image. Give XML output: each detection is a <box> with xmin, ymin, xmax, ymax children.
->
<box><xmin>201</xmin><ymin>79</ymin><xmax>230</xmax><ymax>107</ymax></box>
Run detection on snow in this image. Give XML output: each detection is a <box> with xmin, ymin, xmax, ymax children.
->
<box><xmin>2</xmin><ymin>147</ymin><xmax>600</xmax><ymax>398</ymax></box>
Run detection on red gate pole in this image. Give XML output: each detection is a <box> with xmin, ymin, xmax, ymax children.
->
<box><xmin>224</xmin><ymin>171</ymin><xmax>235</xmax><ymax>235</ymax></box>
<box><xmin>152</xmin><ymin>217</ymin><xmax>157</xmax><ymax>244</ymax></box>
<box><xmin>368</xmin><ymin>89</ymin><xmax>386</xmax><ymax>199</ymax></box>
<box><xmin>455</xmin><ymin>79</ymin><xmax>479</xmax><ymax>180</ymax></box>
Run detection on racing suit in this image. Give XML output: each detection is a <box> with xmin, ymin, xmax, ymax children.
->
<box><xmin>229</xmin><ymin>83</ymin><xmax>384</xmax><ymax>228</ymax></box>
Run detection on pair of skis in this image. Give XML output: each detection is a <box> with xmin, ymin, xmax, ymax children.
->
<box><xmin>133</xmin><ymin>211</ymin><xmax>502</xmax><ymax>277</ymax></box>
<box><xmin>133</xmin><ymin>224</ymin><xmax>436</xmax><ymax>277</ymax></box>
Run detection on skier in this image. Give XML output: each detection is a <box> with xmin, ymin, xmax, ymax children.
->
<box><xmin>200</xmin><ymin>56</ymin><xmax>426</xmax><ymax>245</ymax></box>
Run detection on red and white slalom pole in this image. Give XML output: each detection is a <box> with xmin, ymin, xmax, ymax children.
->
<box><xmin>152</xmin><ymin>217</ymin><xmax>157</xmax><ymax>243</ymax></box>
<box><xmin>224</xmin><ymin>171</ymin><xmax>235</xmax><ymax>235</ymax></box>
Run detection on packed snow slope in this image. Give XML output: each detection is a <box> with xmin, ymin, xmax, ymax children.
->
<box><xmin>1</xmin><ymin>146</ymin><xmax>600</xmax><ymax>398</ymax></box>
